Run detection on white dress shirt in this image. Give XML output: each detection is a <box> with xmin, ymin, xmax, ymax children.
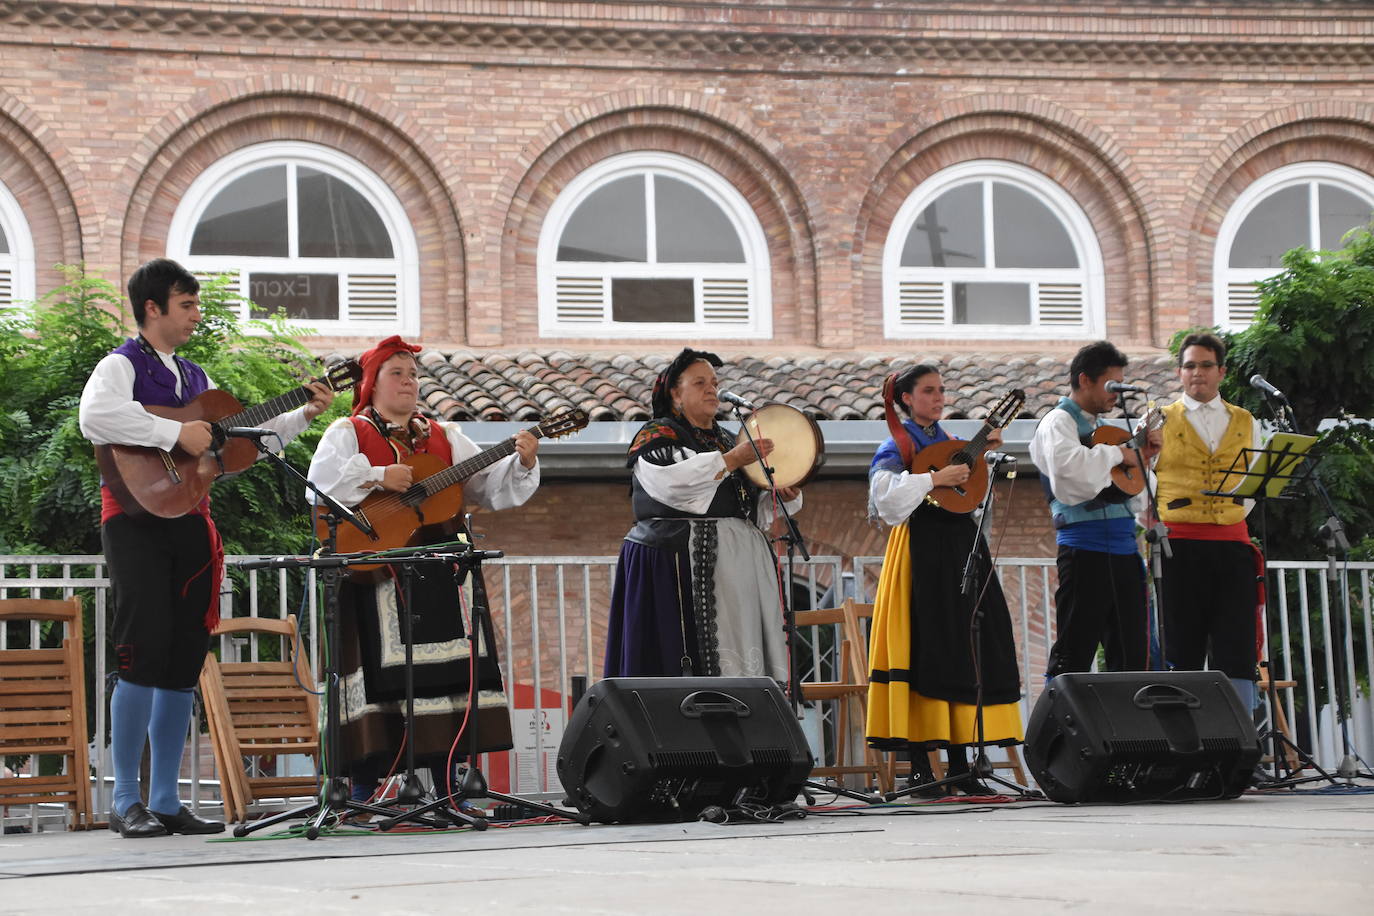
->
<box><xmin>307</xmin><ymin>416</ymin><xmax>539</xmax><ymax>511</ymax></box>
<box><xmin>79</xmin><ymin>347</ymin><xmax>311</xmax><ymax>451</ymax></box>
<box><xmin>1029</xmin><ymin>407</ymin><xmax>1145</xmax><ymax>513</ymax></box>
<box><xmin>634</xmin><ymin>445</ymin><xmax>802</xmax><ymax>528</ymax></box>
<box><xmin>1180</xmin><ymin>393</ymin><xmax>1263</xmax><ymax>453</ymax></box>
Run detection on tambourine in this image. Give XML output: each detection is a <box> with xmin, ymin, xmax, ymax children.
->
<box><xmin>738</xmin><ymin>403</ymin><xmax>825</xmax><ymax>490</ymax></box>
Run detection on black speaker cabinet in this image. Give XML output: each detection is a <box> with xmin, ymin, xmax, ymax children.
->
<box><xmin>1025</xmin><ymin>671</ymin><xmax>1262</xmax><ymax>803</ymax></box>
<box><xmin>556</xmin><ymin>677</ymin><xmax>814</xmax><ymax>824</ymax></box>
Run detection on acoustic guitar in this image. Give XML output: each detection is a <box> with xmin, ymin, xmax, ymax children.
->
<box><xmin>912</xmin><ymin>388</ymin><xmax>1026</xmax><ymax>514</ymax></box>
<box><xmin>95</xmin><ymin>359</ymin><xmax>362</xmax><ymax>519</ymax></box>
<box><xmin>1085</xmin><ymin>405</ymin><xmax>1165</xmax><ymax>503</ymax></box>
<box><xmin>318</xmin><ymin>408</ymin><xmax>589</xmax><ymax>559</ymax></box>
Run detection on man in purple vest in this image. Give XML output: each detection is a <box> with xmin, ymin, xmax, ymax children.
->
<box><xmin>79</xmin><ymin>258</ymin><xmax>334</xmax><ymax>838</ymax></box>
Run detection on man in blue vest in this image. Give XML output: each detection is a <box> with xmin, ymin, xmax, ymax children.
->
<box><xmin>1029</xmin><ymin>340</ymin><xmax>1160</xmax><ymax>679</ymax></box>
<box><xmin>80</xmin><ymin>258</ymin><xmax>334</xmax><ymax>837</ymax></box>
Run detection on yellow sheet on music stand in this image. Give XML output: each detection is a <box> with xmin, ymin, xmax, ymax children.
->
<box><xmin>1221</xmin><ymin>432</ymin><xmax>1317</xmax><ymax>499</ymax></box>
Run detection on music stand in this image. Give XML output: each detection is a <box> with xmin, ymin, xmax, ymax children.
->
<box><xmin>1203</xmin><ymin>436</ymin><xmax>1342</xmax><ymax>788</ymax></box>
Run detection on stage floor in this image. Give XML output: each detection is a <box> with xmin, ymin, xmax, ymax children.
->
<box><xmin>2</xmin><ymin>787</ymin><xmax>1370</xmax><ymax>914</ymax></box>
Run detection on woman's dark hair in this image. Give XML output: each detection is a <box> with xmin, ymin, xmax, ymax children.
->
<box><xmin>650</xmin><ymin>347</ymin><xmax>723</xmax><ymax>418</ymax></box>
<box><xmin>891</xmin><ymin>363</ymin><xmax>939</xmax><ymax>417</ymax></box>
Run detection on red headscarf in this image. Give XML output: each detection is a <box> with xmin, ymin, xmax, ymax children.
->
<box><xmin>352</xmin><ymin>334</ymin><xmax>423</xmax><ymax>415</ymax></box>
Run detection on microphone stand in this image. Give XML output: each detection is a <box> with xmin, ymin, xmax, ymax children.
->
<box><xmin>888</xmin><ymin>454</ymin><xmax>1027</xmax><ymax>800</ymax></box>
<box><xmin>1116</xmin><ymin>391</ymin><xmax>1171</xmax><ymax>671</ymax></box>
<box><xmin>728</xmin><ymin>405</ymin><xmax>879</xmax><ymax>804</ymax></box>
<box><xmin>1255</xmin><ymin>390</ymin><xmax>1370</xmax><ymax>783</ymax></box>
<box><xmin>378</xmin><ymin>538</ymin><xmax>589</xmax><ymax>829</ymax></box>
<box><xmin>228</xmin><ymin>437</ymin><xmax>436</xmax><ymax>838</ymax></box>
<box><xmin>726</xmin><ymin>402</ymin><xmax>810</xmax><ymax>712</ymax></box>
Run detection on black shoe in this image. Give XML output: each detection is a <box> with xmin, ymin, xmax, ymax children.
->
<box><xmin>151</xmin><ymin>805</ymin><xmax>225</xmax><ymax>835</ymax></box>
<box><xmin>109</xmin><ymin>801</ymin><xmax>169</xmax><ymax>838</ymax></box>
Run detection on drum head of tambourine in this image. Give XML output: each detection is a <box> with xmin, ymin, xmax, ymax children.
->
<box><xmin>738</xmin><ymin>403</ymin><xmax>824</xmax><ymax>490</ymax></box>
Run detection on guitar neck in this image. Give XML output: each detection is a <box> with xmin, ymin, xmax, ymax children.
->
<box><xmin>416</xmin><ymin>426</ymin><xmax>547</xmax><ymax>496</ymax></box>
<box><xmin>222</xmin><ymin>386</ymin><xmax>313</xmax><ymax>428</ymax></box>
<box><xmin>954</xmin><ymin>422</ymin><xmax>997</xmax><ymax>460</ymax></box>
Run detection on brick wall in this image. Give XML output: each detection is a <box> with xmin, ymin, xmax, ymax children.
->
<box><xmin>0</xmin><ymin>3</ymin><xmax>1371</xmax><ymax>351</ymax></box>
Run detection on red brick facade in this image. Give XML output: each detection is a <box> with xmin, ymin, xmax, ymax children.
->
<box><xmin>2</xmin><ymin>2</ymin><xmax>1371</xmax><ymax>352</ymax></box>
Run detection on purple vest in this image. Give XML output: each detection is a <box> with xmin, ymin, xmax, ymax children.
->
<box><xmin>112</xmin><ymin>337</ymin><xmax>210</xmax><ymax>408</ymax></box>
<box><xmin>99</xmin><ymin>338</ymin><xmax>213</xmax><ymax>521</ymax></box>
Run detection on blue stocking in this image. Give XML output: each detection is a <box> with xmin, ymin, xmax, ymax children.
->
<box><xmin>147</xmin><ymin>687</ymin><xmax>194</xmax><ymax>815</ymax></box>
<box><xmin>110</xmin><ymin>679</ymin><xmax>155</xmax><ymax>817</ymax></box>
<box><xmin>1230</xmin><ymin>677</ymin><xmax>1258</xmax><ymax>713</ymax></box>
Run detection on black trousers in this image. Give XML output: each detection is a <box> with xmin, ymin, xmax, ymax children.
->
<box><xmin>103</xmin><ymin>512</ymin><xmax>215</xmax><ymax>689</ymax></box>
<box><xmin>1161</xmin><ymin>538</ymin><xmax>1259</xmax><ymax>681</ymax></box>
<box><xmin>1046</xmin><ymin>545</ymin><xmax>1151</xmax><ymax>678</ymax></box>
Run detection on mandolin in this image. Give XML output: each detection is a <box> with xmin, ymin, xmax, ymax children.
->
<box><xmin>913</xmin><ymin>388</ymin><xmax>1026</xmax><ymax>514</ymax></box>
<box><xmin>96</xmin><ymin>359</ymin><xmax>362</xmax><ymax>518</ymax></box>
<box><xmin>1085</xmin><ymin>405</ymin><xmax>1165</xmax><ymax>503</ymax></box>
<box><xmin>318</xmin><ymin>409</ymin><xmax>589</xmax><ymax>561</ymax></box>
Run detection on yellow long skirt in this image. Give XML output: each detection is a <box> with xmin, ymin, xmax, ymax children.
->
<box><xmin>865</xmin><ymin>522</ymin><xmax>1024</xmax><ymax>749</ymax></box>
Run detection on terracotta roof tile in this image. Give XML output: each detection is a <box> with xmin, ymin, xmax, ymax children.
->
<box><xmin>372</xmin><ymin>350</ymin><xmax>1183</xmax><ymax>423</ymax></box>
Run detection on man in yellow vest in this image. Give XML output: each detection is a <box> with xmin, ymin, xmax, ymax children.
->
<box><xmin>1152</xmin><ymin>332</ymin><xmax>1263</xmax><ymax>710</ymax></box>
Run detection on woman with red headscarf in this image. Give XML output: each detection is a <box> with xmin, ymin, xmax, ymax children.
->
<box><xmin>307</xmin><ymin>336</ymin><xmax>539</xmax><ymax>807</ymax></box>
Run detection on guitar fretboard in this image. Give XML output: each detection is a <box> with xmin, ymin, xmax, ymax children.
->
<box><xmin>221</xmin><ymin>387</ymin><xmax>313</xmax><ymax>429</ymax></box>
<box><xmin>411</xmin><ymin>425</ymin><xmax>555</xmax><ymax>498</ymax></box>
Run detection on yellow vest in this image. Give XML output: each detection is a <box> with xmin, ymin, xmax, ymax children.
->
<box><xmin>1155</xmin><ymin>399</ymin><xmax>1254</xmax><ymax>526</ymax></box>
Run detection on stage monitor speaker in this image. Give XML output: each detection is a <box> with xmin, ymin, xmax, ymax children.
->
<box><xmin>556</xmin><ymin>677</ymin><xmax>814</xmax><ymax>824</ymax></box>
<box><xmin>1024</xmin><ymin>671</ymin><xmax>1261</xmax><ymax>803</ymax></box>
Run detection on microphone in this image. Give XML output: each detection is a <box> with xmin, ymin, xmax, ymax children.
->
<box><xmin>718</xmin><ymin>390</ymin><xmax>755</xmax><ymax>410</ymax></box>
<box><xmin>1104</xmin><ymin>380</ymin><xmax>1145</xmax><ymax>394</ymax></box>
<box><xmin>223</xmin><ymin>427</ymin><xmax>280</xmax><ymax>441</ymax></box>
<box><xmin>984</xmin><ymin>451</ymin><xmax>1015</xmax><ymax>465</ymax></box>
<box><xmin>1249</xmin><ymin>374</ymin><xmax>1286</xmax><ymax>400</ymax></box>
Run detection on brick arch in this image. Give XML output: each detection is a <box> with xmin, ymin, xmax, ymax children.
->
<box><xmin>1181</xmin><ymin>102</ymin><xmax>1374</xmax><ymax>327</ymax></box>
<box><xmin>496</xmin><ymin>96</ymin><xmax>818</xmax><ymax>348</ymax></box>
<box><xmin>116</xmin><ymin>81</ymin><xmax>472</xmax><ymax>346</ymax></box>
<box><xmin>852</xmin><ymin>95</ymin><xmax>1161</xmax><ymax>347</ymax></box>
<box><xmin>0</xmin><ymin>90</ymin><xmax>87</xmax><ymax>294</ymax></box>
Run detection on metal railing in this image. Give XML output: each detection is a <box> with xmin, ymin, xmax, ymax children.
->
<box><xmin>3</xmin><ymin>553</ymin><xmax>1371</xmax><ymax>829</ymax></box>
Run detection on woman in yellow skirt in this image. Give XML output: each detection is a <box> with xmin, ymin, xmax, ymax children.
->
<box><xmin>865</xmin><ymin>365</ymin><xmax>1023</xmax><ymax>795</ymax></box>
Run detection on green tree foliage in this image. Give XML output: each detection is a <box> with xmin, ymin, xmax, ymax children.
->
<box><xmin>0</xmin><ymin>265</ymin><xmax>351</xmax><ymax>558</ymax></box>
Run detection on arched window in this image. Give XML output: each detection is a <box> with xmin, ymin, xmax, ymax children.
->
<box><xmin>538</xmin><ymin>152</ymin><xmax>771</xmax><ymax>338</ymax></box>
<box><xmin>0</xmin><ymin>178</ymin><xmax>36</xmax><ymax>309</ymax></box>
<box><xmin>168</xmin><ymin>142</ymin><xmax>419</xmax><ymax>334</ymax></box>
<box><xmin>883</xmin><ymin>161</ymin><xmax>1103</xmax><ymax>339</ymax></box>
<box><xmin>1214</xmin><ymin>162</ymin><xmax>1374</xmax><ymax>328</ymax></box>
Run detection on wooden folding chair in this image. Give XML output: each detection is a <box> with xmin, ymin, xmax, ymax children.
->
<box><xmin>1257</xmin><ymin>661</ymin><xmax>1302</xmax><ymax>772</ymax></box>
<box><xmin>0</xmin><ymin>597</ymin><xmax>94</xmax><ymax>830</ymax></box>
<box><xmin>795</xmin><ymin>597</ymin><xmax>892</xmax><ymax>793</ymax></box>
<box><xmin>199</xmin><ymin>615</ymin><xmax>321</xmax><ymax>823</ymax></box>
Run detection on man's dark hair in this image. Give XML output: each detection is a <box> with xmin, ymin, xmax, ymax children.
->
<box><xmin>892</xmin><ymin>363</ymin><xmax>939</xmax><ymax>417</ymax></box>
<box><xmin>1068</xmin><ymin>340</ymin><xmax>1129</xmax><ymax>390</ymax></box>
<box><xmin>128</xmin><ymin>258</ymin><xmax>199</xmax><ymax>326</ymax></box>
<box><xmin>1177</xmin><ymin>331</ymin><xmax>1227</xmax><ymax>367</ymax></box>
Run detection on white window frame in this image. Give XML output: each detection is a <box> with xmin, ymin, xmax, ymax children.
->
<box><xmin>168</xmin><ymin>141</ymin><xmax>419</xmax><ymax>335</ymax></box>
<box><xmin>882</xmin><ymin>160</ymin><xmax>1104</xmax><ymax>340</ymax></box>
<box><xmin>537</xmin><ymin>151</ymin><xmax>772</xmax><ymax>339</ymax></box>
<box><xmin>1213</xmin><ymin>162</ymin><xmax>1374</xmax><ymax>330</ymax></box>
<box><xmin>0</xmin><ymin>178</ymin><xmax>36</xmax><ymax>309</ymax></box>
